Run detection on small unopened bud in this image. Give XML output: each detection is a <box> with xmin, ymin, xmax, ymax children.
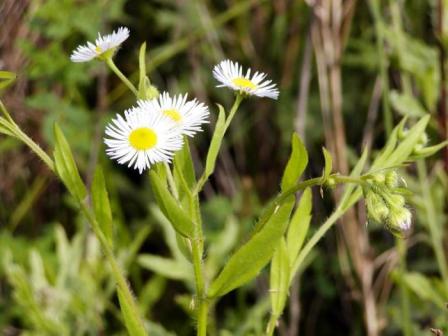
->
<box><xmin>388</xmin><ymin>207</ymin><xmax>412</xmax><ymax>232</ymax></box>
<box><xmin>365</xmin><ymin>191</ymin><xmax>389</xmax><ymax>223</ymax></box>
<box><xmin>326</xmin><ymin>177</ymin><xmax>337</xmax><ymax>188</ymax></box>
<box><xmin>145</xmin><ymin>85</ymin><xmax>160</xmax><ymax>100</ymax></box>
<box><xmin>372</xmin><ymin>173</ymin><xmax>385</xmax><ymax>184</ymax></box>
<box><xmin>417</xmin><ymin>132</ymin><xmax>429</xmax><ymax>146</ymax></box>
<box><xmin>385</xmin><ymin>171</ymin><xmax>399</xmax><ymax>188</ymax></box>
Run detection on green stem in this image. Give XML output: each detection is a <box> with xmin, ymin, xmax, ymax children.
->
<box><xmin>266</xmin><ymin>314</ymin><xmax>278</xmax><ymax>336</ymax></box>
<box><xmin>106</xmin><ymin>57</ymin><xmax>139</xmax><ymax>96</ymax></box>
<box><xmin>192</xmin><ymin>235</ymin><xmax>207</xmax><ymax>335</ymax></box>
<box><xmin>78</xmin><ymin>201</ymin><xmax>147</xmax><ymax>334</ymax></box>
<box><xmin>164</xmin><ymin>162</ymin><xmax>179</xmax><ymax>200</ymax></box>
<box><xmin>396</xmin><ymin>238</ymin><xmax>412</xmax><ymax>336</ymax></box>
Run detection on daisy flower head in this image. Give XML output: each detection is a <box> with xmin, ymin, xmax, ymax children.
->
<box><xmin>137</xmin><ymin>92</ymin><xmax>209</xmax><ymax>137</ymax></box>
<box><xmin>104</xmin><ymin>106</ymin><xmax>183</xmax><ymax>174</ymax></box>
<box><xmin>213</xmin><ymin>60</ymin><xmax>279</xmax><ymax>99</ymax></box>
<box><xmin>70</xmin><ymin>27</ymin><xmax>130</xmax><ymax>63</ymax></box>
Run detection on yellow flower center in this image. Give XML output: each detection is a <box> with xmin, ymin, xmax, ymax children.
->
<box><xmin>163</xmin><ymin>109</ymin><xmax>182</xmax><ymax>122</ymax></box>
<box><xmin>95</xmin><ymin>45</ymin><xmax>103</xmax><ymax>54</ymax></box>
<box><xmin>232</xmin><ymin>77</ymin><xmax>257</xmax><ymax>90</ymax></box>
<box><xmin>128</xmin><ymin>127</ymin><xmax>157</xmax><ymax>150</ymax></box>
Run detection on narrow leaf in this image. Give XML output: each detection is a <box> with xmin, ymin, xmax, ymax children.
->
<box><xmin>208</xmin><ymin>196</ymin><xmax>295</xmax><ymax>298</ymax></box>
<box><xmin>92</xmin><ymin>167</ymin><xmax>113</xmax><ymax>246</ymax></box>
<box><xmin>53</xmin><ymin>124</ymin><xmax>86</xmax><ymax>201</ymax></box>
<box><xmin>204</xmin><ymin>104</ymin><xmax>226</xmax><ymax>179</ymax></box>
<box><xmin>281</xmin><ymin>133</ymin><xmax>308</xmax><ymax>191</ymax></box>
<box><xmin>0</xmin><ymin>71</ymin><xmax>16</xmax><ymax>90</ymax></box>
<box><xmin>138</xmin><ymin>42</ymin><xmax>147</xmax><ymax>96</ymax></box>
<box><xmin>117</xmin><ymin>287</ymin><xmax>147</xmax><ymax>336</ymax></box>
<box><xmin>390</xmin><ymin>90</ymin><xmax>427</xmax><ymax>117</ymax></box>
<box><xmin>138</xmin><ymin>254</ymin><xmax>192</xmax><ymax>281</ymax></box>
<box><xmin>270</xmin><ymin>238</ymin><xmax>290</xmax><ymax>316</ymax></box>
<box><xmin>286</xmin><ymin>188</ymin><xmax>312</xmax><ymax>265</ymax></box>
<box><xmin>321</xmin><ymin>147</ymin><xmax>332</xmax><ymax>182</ymax></box>
<box><xmin>150</xmin><ymin>170</ymin><xmax>195</xmax><ymax>238</ymax></box>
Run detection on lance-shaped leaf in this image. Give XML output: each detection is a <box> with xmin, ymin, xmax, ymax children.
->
<box><xmin>117</xmin><ymin>287</ymin><xmax>148</xmax><ymax>336</ymax></box>
<box><xmin>53</xmin><ymin>124</ymin><xmax>87</xmax><ymax>202</ymax></box>
<box><xmin>286</xmin><ymin>188</ymin><xmax>312</xmax><ymax>266</ymax></box>
<box><xmin>0</xmin><ymin>71</ymin><xmax>16</xmax><ymax>90</ymax></box>
<box><xmin>321</xmin><ymin>147</ymin><xmax>332</xmax><ymax>183</ymax></box>
<box><xmin>198</xmin><ymin>104</ymin><xmax>226</xmax><ymax>190</ymax></box>
<box><xmin>208</xmin><ymin>196</ymin><xmax>295</xmax><ymax>298</ymax></box>
<box><xmin>270</xmin><ymin>238</ymin><xmax>290</xmax><ymax>317</ymax></box>
<box><xmin>150</xmin><ymin>170</ymin><xmax>195</xmax><ymax>238</ymax></box>
<box><xmin>281</xmin><ymin>133</ymin><xmax>308</xmax><ymax>192</ymax></box>
<box><xmin>92</xmin><ymin>167</ymin><xmax>113</xmax><ymax>246</ymax></box>
<box><xmin>138</xmin><ymin>254</ymin><xmax>192</xmax><ymax>281</ymax></box>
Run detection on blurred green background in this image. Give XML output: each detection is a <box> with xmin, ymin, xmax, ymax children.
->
<box><xmin>1</xmin><ymin>0</ymin><xmax>448</xmax><ymax>335</ymax></box>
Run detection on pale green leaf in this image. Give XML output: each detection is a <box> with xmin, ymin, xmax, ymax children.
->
<box><xmin>138</xmin><ymin>254</ymin><xmax>192</xmax><ymax>281</ymax></box>
<box><xmin>270</xmin><ymin>238</ymin><xmax>290</xmax><ymax>316</ymax></box>
<box><xmin>281</xmin><ymin>133</ymin><xmax>308</xmax><ymax>191</ymax></box>
<box><xmin>208</xmin><ymin>196</ymin><xmax>295</xmax><ymax>298</ymax></box>
<box><xmin>321</xmin><ymin>147</ymin><xmax>332</xmax><ymax>182</ymax></box>
<box><xmin>53</xmin><ymin>123</ymin><xmax>87</xmax><ymax>201</ymax></box>
<box><xmin>0</xmin><ymin>70</ymin><xmax>16</xmax><ymax>90</ymax></box>
<box><xmin>150</xmin><ymin>170</ymin><xmax>195</xmax><ymax>238</ymax></box>
<box><xmin>92</xmin><ymin>167</ymin><xmax>113</xmax><ymax>246</ymax></box>
<box><xmin>400</xmin><ymin>272</ymin><xmax>446</xmax><ymax>308</ymax></box>
<box><xmin>286</xmin><ymin>188</ymin><xmax>312</xmax><ymax>265</ymax></box>
<box><xmin>390</xmin><ymin>90</ymin><xmax>426</xmax><ymax>117</ymax></box>
<box><xmin>204</xmin><ymin>104</ymin><xmax>226</xmax><ymax>180</ymax></box>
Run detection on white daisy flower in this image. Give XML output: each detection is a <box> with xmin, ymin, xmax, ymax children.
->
<box><xmin>70</xmin><ymin>27</ymin><xmax>130</xmax><ymax>63</ymax></box>
<box><xmin>104</xmin><ymin>106</ymin><xmax>183</xmax><ymax>174</ymax></box>
<box><xmin>137</xmin><ymin>92</ymin><xmax>209</xmax><ymax>137</ymax></box>
<box><xmin>213</xmin><ymin>59</ymin><xmax>279</xmax><ymax>99</ymax></box>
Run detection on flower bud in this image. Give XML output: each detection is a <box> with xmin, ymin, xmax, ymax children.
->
<box><xmin>387</xmin><ymin>207</ymin><xmax>412</xmax><ymax>232</ymax></box>
<box><xmin>365</xmin><ymin>191</ymin><xmax>389</xmax><ymax>223</ymax></box>
<box><xmin>385</xmin><ymin>171</ymin><xmax>399</xmax><ymax>188</ymax></box>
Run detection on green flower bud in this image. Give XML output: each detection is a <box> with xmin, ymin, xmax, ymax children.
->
<box><xmin>387</xmin><ymin>207</ymin><xmax>412</xmax><ymax>232</ymax></box>
<box><xmin>326</xmin><ymin>176</ymin><xmax>337</xmax><ymax>188</ymax></box>
<box><xmin>372</xmin><ymin>173</ymin><xmax>385</xmax><ymax>184</ymax></box>
<box><xmin>385</xmin><ymin>171</ymin><xmax>399</xmax><ymax>188</ymax></box>
<box><xmin>145</xmin><ymin>85</ymin><xmax>160</xmax><ymax>100</ymax></box>
<box><xmin>365</xmin><ymin>191</ymin><xmax>389</xmax><ymax>223</ymax></box>
<box><xmin>417</xmin><ymin>132</ymin><xmax>429</xmax><ymax>146</ymax></box>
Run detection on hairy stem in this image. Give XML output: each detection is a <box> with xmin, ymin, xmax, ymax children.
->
<box><xmin>106</xmin><ymin>57</ymin><xmax>139</xmax><ymax>96</ymax></box>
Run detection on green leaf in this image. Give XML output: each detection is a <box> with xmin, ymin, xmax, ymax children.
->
<box><xmin>0</xmin><ymin>71</ymin><xmax>16</xmax><ymax>90</ymax></box>
<box><xmin>138</xmin><ymin>42</ymin><xmax>147</xmax><ymax>97</ymax></box>
<box><xmin>150</xmin><ymin>170</ymin><xmax>195</xmax><ymax>238</ymax></box>
<box><xmin>286</xmin><ymin>188</ymin><xmax>312</xmax><ymax>265</ymax></box>
<box><xmin>204</xmin><ymin>104</ymin><xmax>226</xmax><ymax>181</ymax></box>
<box><xmin>138</xmin><ymin>254</ymin><xmax>192</xmax><ymax>281</ymax></box>
<box><xmin>321</xmin><ymin>147</ymin><xmax>332</xmax><ymax>182</ymax></box>
<box><xmin>385</xmin><ymin>115</ymin><xmax>430</xmax><ymax>166</ymax></box>
<box><xmin>53</xmin><ymin>123</ymin><xmax>86</xmax><ymax>201</ymax></box>
<box><xmin>390</xmin><ymin>90</ymin><xmax>427</xmax><ymax>117</ymax></box>
<box><xmin>400</xmin><ymin>272</ymin><xmax>446</xmax><ymax>308</ymax></box>
<box><xmin>281</xmin><ymin>133</ymin><xmax>308</xmax><ymax>191</ymax></box>
<box><xmin>173</xmin><ymin>138</ymin><xmax>196</xmax><ymax>200</ymax></box>
<box><xmin>409</xmin><ymin>140</ymin><xmax>448</xmax><ymax>160</ymax></box>
<box><xmin>117</xmin><ymin>287</ymin><xmax>148</xmax><ymax>336</ymax></box>
<box><xmin>208</xmin><ymin>196</ymin><xmax>295</xmax><ymax>298</ymax></box>
<box><xmin>270</xmin><ymin>238</ymin><xmax>290</xmax><ymax>316</ymax></box>
<box><xmin>92</xmin><ymin>167</ymin><xmax>113</xmax><ymax>246</ymax></box>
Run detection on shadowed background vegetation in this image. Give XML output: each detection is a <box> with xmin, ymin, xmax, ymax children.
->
<box><xmin>1</xmin><ymin>0</ymin><xmax>448</xmax><ymax>335</ymax></box>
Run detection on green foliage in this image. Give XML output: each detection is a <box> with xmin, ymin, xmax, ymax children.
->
<box><xmin>280</xmin><ymin>133</ymin><xmax>308</xmax><ymax>191</ymax></box>
<box><xmin>53</xmin><ymin>123</ymin><xmax>87</xmax><ymax>202</ymax></box>
<box><xmin>208</xmin><ymin>196</ymin><xmax>295</xmax><ymax>298</ymax></box>
<box><xmin>92</xmin><ymin>167</ymin><xmax>114</xmax><ymax>246</ymax></box>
